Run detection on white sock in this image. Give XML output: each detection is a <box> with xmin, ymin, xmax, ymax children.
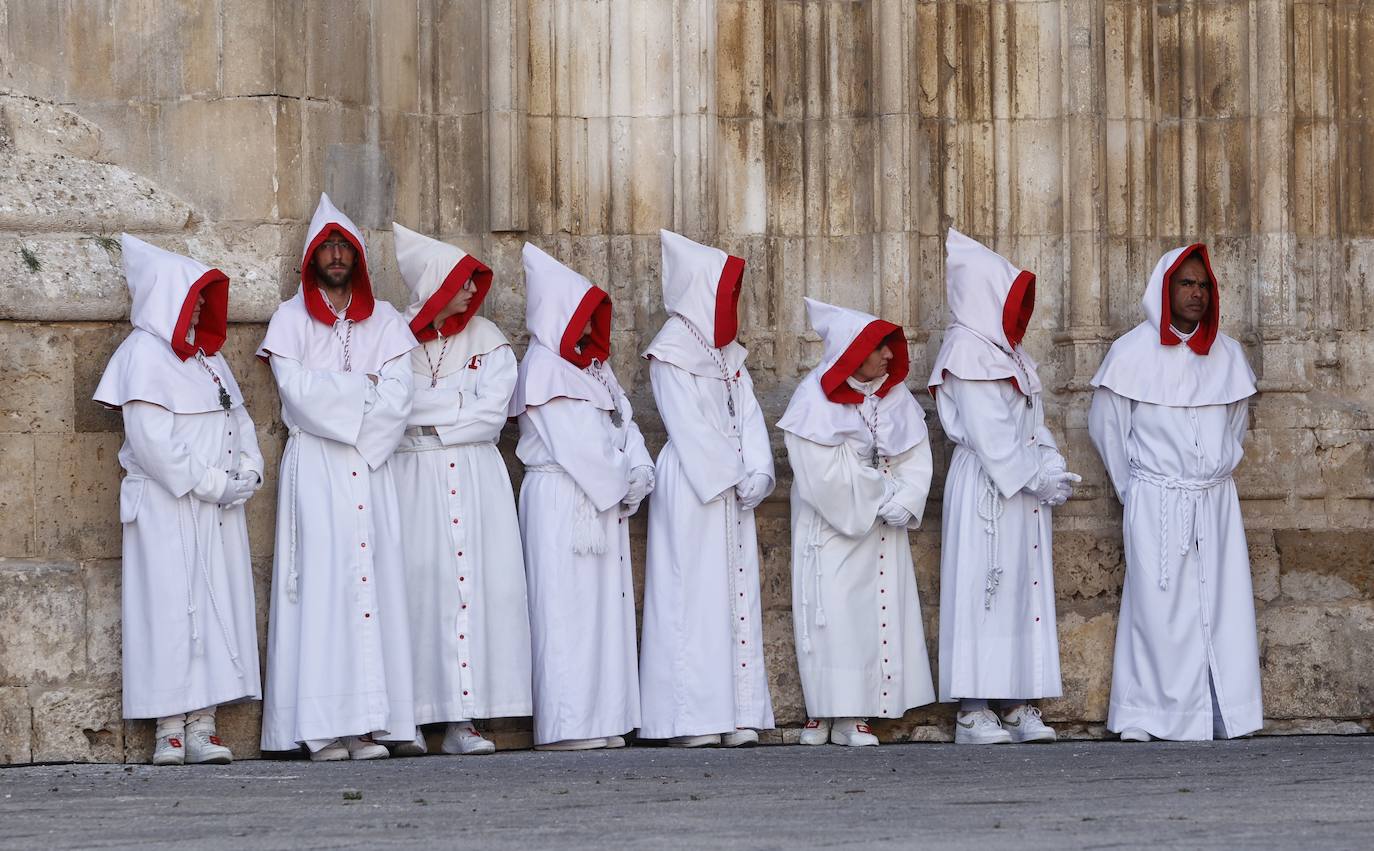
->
<box><xmin>155</xmin><ymin>714</ymin><xmax>186</xmax><ymax>738</ymax></box>
<box><xmin>959</xmin><ymin>699</ymin><xmax>989</xmax><ymax>713</ymax></box>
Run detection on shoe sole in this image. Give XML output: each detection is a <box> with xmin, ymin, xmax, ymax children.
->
<box><xmin>1008</xmin><ymin>732</ymin><xmax>1057</xmax><ymax>744</ymax></box>
<box><xmin>443</xmin><ymin>744</ymin><xmax>497</xmax><ymax>755</ymax></box>
<box><xmin>152</xmin><ymin>755</ymin><xmax>184</xmax><ymax>766</ymax></box>
<box><xmin>309</xmin><ymin>753</ymin><xmax>349</xmax><ymax>762</ymax></box>
<box><xmin>798</xmin><ymin>738</ymin><xmax>829</xmax><ymax>746</ymax></box>
<box><xmin>392</xmin><ymin>745</ymin><xmax>427</xmax><ymax>757</ymax></box>
<box><xmin>954</xmin><ymin>733</ymin><xmax>1012</xmax><ymax>745</ymax></box>
<box><xmin>186</xmin><ymin>755</ymin><xmax>232</xmax><ymax>765</ymax></box>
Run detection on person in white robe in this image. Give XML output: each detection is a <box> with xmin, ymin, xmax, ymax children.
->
<box><xmin>258</xmin><ymin>194</ymin><xmax>420</xmax><ymax>761</ymax></box>
<box><xmin>512</xmin><ymin>243</ymin><xmax>654</xmax><ymax>751</ymax></box>
<box><xmin>639</xmin><ymin>230</ymin><xmax>775</xmax><ymax>748</ymax></box>
<box><xmin>94</xmin><ymin>235</ymin><xmax>264</xmax><ymax>766</ymax></box>
<box><xmin>1089</xmin><ymin>244</ymin><xmax>1262</xmax><ymax>742</ymax></box>
<box><xmin>779</xmin><ymin>298</ymin><xmax>936</xmax><ymax>748</ymax></box>
<box><xmin>387</xmin><ymin>223</ymin><xmax>532</xmax><ymax>757</ymax></box>
<box><xmin>928</xmin><ymin>229</ymin><xmax>1081</xmax><ymax>745</ymax></box>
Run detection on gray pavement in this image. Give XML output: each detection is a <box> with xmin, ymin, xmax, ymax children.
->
<box><xmin>2</xmin><ymin>736</ymin><xmax>1371</xmax><ymax>850</ymax></box>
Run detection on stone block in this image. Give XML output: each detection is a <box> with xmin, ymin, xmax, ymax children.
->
<box><xmin>764</xmin><ymin>609</ymin><xmax>805</xmax><ymax>727</ymax></box>
<box><xmin>1259</xmin><ymin>602</ymin><xmax>1374</xmax><ymax>719</ymax></box>
<box><xmin>437</xmin><ymin>114</ymin><xmax>488</xmax><ymax>236</ymax></box>
<box><xmin>1041</xmin><ymin>610</ymin><xmax>1116</xmax><ymax>723</ymax></box>
<box><xmin>0</xmin><ymin>93</ymin><xmax>104</xmax><ymax>161</ymax></box>
<box><xmin>303</xmin><ymin>0</ymin><xmax>372</xmax><ymax>106</ymax></box>
<box><xmin>157</xmin><ymin>98</ymin><xmax>282</xmax><ymax>222</ymax></box>
<box><xmin>83</xmin><ymin>560</ymin><xmax>122</xmax><ymax>684</ymax></box>
<box><xmin>31</xmin><ymin>686</ymin><xmax>123</xmax><ymax>763</ymax></box>
<box><xmin>220</xmin><ymin>0</ymin><xmax>279</xmax><ymax>98</ymax></box>
<box><xmin>717</xmin><ymin>0</ymin><xmax>764</xmax><ymax>119</ymax></box>
<box><xmin>0</xmin><ymin>435</ymin><xmax>36</xmax><ymax>557</ymax></box>
<box><xmin>375</xmin><ymin>1</ymin><xmax>421</xmax><ymax>114</ymax></box>
<box><xmin>34</xmin><ymin>433</ymin><xmax>124</xmax><ymax>561</ymax></box>
<box><xmin>0</xmin><ymin>686</ymin><xmax>30</xmax><ymax>764</ymax></box>
<box><xmin>1273</xmin><ymin>530</ymin><xmax>1374</xmax><ymax>601</ymax></box>
<box><xmin>0</xmin><ymin>560</ymin><xmax>86</xmax><ymax>686</ymax></box>
<box><xmin>435</xmin><ymin>0</ymin><xmax>487</xmax><ymax>115</ymax></box>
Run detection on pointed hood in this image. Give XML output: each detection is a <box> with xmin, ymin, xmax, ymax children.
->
<box><xmin>778</xmin><ymin>297</ymin><xmax>928</xmax><ymax>457</ymax></box>
<box><xmin>300</xmin><ymin>193</ymin><xmax>375</xmax><ymax>326</ymax></box>
<box><xmin>1091</xmin><ymin>244</ymin><xmax>1256</xmax><ymax>407</ymax></box>
<box><xmin>509</xmin><ymin>243</ymin><xmax>616</xmax><ymax>416</ymax></box>
<box><xmin>394</xmin><ymin>222</ymin><xmax>495</xmax><ymax>341</ymax></box>
<box><xmin>927</xmin><ymin>228</ymin><xmax>1042</xmax><ymax>396</ymax></box>
<box><xmin>93</xmin><ymin>235</ymin><xmax>244</xmax><ymax>413</ymax></box>
<box><xmin>643</xmin><ymin>230</ymin><xmax>749</xmax><ymax>377</ymax></box>
<box><xmin>521</xmin><ymin>242</ymin><xmax>611</xmax><ymax>367</ymax></box>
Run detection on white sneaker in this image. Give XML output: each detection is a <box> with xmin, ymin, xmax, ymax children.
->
<box><xmin>442</xmin><ymin>722</ymin><xmax>496</xmax><ymax>755</ymax></box>
<box><xmin>831</xmin><ymin>718</ymin><xmax>878</xmax><ymax>747</ymax></box>
<box><xmin>669</xmin><ymin>734</ymin><xmax>721</xmax><ymax>748</ymax></box>
<box><xmin>1000</xmin><ymin>704</ymin><xmax>1057</xmax><ymax>743</ymax></box>
<box><xmin>309</xmin><ymin>739</ymin><xmax>349</xmax><ymax>762</ymax></box>
<box><xmin>152</xmin><ymin>732</ymin><xmax>185</xmax><ymax>766</ymax></box>
<box><xmin>345</xmin><ymin>735</ymin><xmax>390</xmax><ymax>760</ymax></box>
<box><xmin>721</xmin><ymin>729</ymin><xmax>758</xmax><ymax>748</ymax></box>
<box><xmin>799</xmin><ymin>719</ymin><xmax>831</xmax><ymax>746</ymax></box>
<box><xmin>185</xmin><ymin>727</ymin><xmax>233</xmax><ymax>765</ymax></box>
<box><xmin>1119</xmin><ymin>727</ymin><xmax>1152</xmax><ymax>743</ymax></box>
<box><xmin>535</xmin><ymin>737</ymin><xmax>608</xmax><ymax>751</ymax></box>
<box><xmin>392</xmin><ymin>727</ymin><xmax>428</xmax><ymax>757</ymax></box>
<box><xmin>954</xmin><ymin>709</ymin><xmax>1012</xmax><ymax>745</ymax></box>
<box><xmin>604</xmin><ymin>735</ymin><xmax>627</xmax><ymax>749</ymax></box>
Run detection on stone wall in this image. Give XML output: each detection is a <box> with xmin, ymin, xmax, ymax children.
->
<box><xmin>0</xmin><ymin>1</ymin><xmax>1371</xmax><ymax>763</ymax></box>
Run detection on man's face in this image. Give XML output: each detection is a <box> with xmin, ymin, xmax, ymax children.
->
<box><xmin>312</xmin><ymin>232</ymin><xmax>357</xmax><ymax>290</ymax></box>
<box><xmin>189</xmin><ymin>293</ymin><xmax>204</xmax><ymax>326</ymax></box>
<box><xmin>853</xmin><ymin>343</ymin><xmax>893</xmax><ymax>382</ymax></box>
<box><xmin>1168</xmin><ymin>256</ymin><xmax>1211</xmax><ymax>332</ymax></box>
<box><xmin>578</xmin><ymin>317</ymin><xmax>594</xmax><ymax>346</ymax></box>
<box><xmin>433</xmin><ymin>280</ymin><xmax>477</xmax><ymax>331</ymax></box>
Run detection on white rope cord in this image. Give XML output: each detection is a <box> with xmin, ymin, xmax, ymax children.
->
<box><xmin>798</xmin><ymin>515</ymin><xmax>825</xmax><ymax>653</ymax></box>
<box><xmin>978</xmin><ymin>468</ymin><xmax>1005</xmax><ymax>610</ymax></box>
<box><xmin>188</xmin><ymin>498</ymin><xmax>245</xmax><ymax>678</ymax></box>
<box><xmin>175</xmin><ymin>498</ymin><xmax>202</xmax><ymax>655</ymax></box>
<box><xmin>284</xmin><ymin>427</ymin><xmax>302</xmax><ymax>603</ymax></box>
<box><xmin>1129</xmin><ymin>464</ymin><xmax>1228</xmax><ymax>591</ymax></box>
<box><xmin>526</xmin><ymin>464</ymin><xmax>605</xmax><ymax>555</ymax></box>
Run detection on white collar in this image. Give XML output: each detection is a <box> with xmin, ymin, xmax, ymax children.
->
<box><xmin>1168</xmin><ymin>323</ymin><xmax>1197</xmax><ymax>342</ymax></box>
<box><xmin>846</xmin><ymin>374</ymin><xmax>887</xmax><ymax>397</ymax></box>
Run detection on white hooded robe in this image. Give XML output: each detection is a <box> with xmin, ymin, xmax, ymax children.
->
<box><xmin>512</xmin><ymin>243</ymin><xmax>653</xmax><ymax>745</ymax></box>
<box><xmin>638</xmin><ymin>230</ymin><xmax>775</xmax><ymax>739</ymax></box>
<box><xmin>1089</xmin><ymin>244</ymin><xmax>1262</xmax><ymax>740</ymax></box>
<box><xmin>388</xmin><ymin>222</ymin><xmax>533</xmax><ymax>725</ymax></box>
<box><xmin>928</xmin><ymin>229</ymin><xmax>1063</xmax><ymax>702</ymax></box>
<box><xmin>94</xmin><ymin>235</ymin><xmax>263</xmax><ymax>720</ymax></box>
<box><xmin>778</xmin><ymin>298</ymin><xmax>936</xmax><ymax>719</ymax></box>
<box><xmin>258</xmin><ymin>194</ymin><xmax>420</xmax><ymax>750</ymax></box>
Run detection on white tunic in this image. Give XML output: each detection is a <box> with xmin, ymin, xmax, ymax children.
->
<box><xmin>117</xmin><ymin>402</ymin><xmax>263</xmax><ymax>719</ymax></box>
<box><xmin>639</xmin><ymin>358</ymin><xmax>775</xmax><ymax>738</ymax></box>
<box><xmin>517</xmin><ymin>394</ymin><xmax>652</xmax><ymax>745</ymax></box>
<box><xmin>785</xmin><ymin>431</ymin><xmax>935</xmax><ymax>718</ymax></box>
<box><xmin>1090</xmin><ymin>390</ymin><xmax>1262</xmax><ymax>739</ymax></box>
<box><xmin>390</xmin><ymin>341</ymin><xmax>533</xmax><ymax>723</ymax></box>
<box><xmin>935</xmin><ymin>375</ymin><xmax>1062</xmax><ymax>701</ymax></box>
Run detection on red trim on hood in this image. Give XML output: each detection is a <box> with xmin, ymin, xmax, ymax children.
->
<box><xmin>821</xmin><ymin>320</ymin><xmax>907</xmax><ymax>404</ymax></box>
<box><xmin>410</xmin><ymin>254</ymin><xmax>493</xmax><ymax>342</ymax></box>
<box><xmin>713</xmin><ymin>254</ymin><xmax>746</xmax><ymax>347</ymax></box>
<box><xmin>170</xmin><ymin>270</ymin><xmax>230</xmax><ymax>361</ymax></box>
<box><xmin>302</xmin><ymin>224</ymin><xmax>374</xmax><ymax>326</ymax></box>
<box><xmin>1002</xmin><ymin>269</ymin><xmax>1035</xmax><ymax>349</ymax></box>
<box><xmin>1160</xmin><ymin>244</ymin><xmax>1220</xmax><ymax>356</ymax></box>
<box><xmin>560</xmin><ymin>286</ymin><xmax>612</xmax><ymax>368</ymax></box>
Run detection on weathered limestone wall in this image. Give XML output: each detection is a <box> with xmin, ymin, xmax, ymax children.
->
<box><xmin>0</xmin><ymin>1</ymin><xmax>1370</xmax><ymax>763</ymax></box>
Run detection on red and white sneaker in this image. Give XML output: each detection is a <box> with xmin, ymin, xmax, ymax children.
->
<box><xmin>153</xmin><ymin>733</ymin><xmax>185</xmax><ymax>766</ymax></box>
<box><xmin>831</xmin><ymin>718</ymin><xmax>878</xmax><ymax>747</ymax></box>
<box><xmin>186</xmin><ymin>728</ymin><xmax>233</xmax><ymax>765</ymax></box>
<box><xmin>442</xmin><ymin>722</ymin><xmax>495</xmax><ymax>755</ymax></box>
<box><xmin>799</xmin><ymin>718</ymin><xmax>831</xmax><ymax>746</ymax></box>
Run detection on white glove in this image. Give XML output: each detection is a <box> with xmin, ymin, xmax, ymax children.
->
<box><xmin>735</xmin><ymin>473</ymin><xmax>772</xmax><ymax>511</ymax></box>
<box><xmin>217</xmin><ymin>473</ymin><xmax>258</xmax><ymax>508</ymax></box>
<box><xmin>878</xmin><ymin>500</ymin><xmax>913</xmax><ymax>528</ymax></box>
<box><xmin>624</xmin><ymin>465</ymin><xmax>655</xmax><ymax>506</ymax></box>
<box><xmin>1025</xmin><ymin>467</ymin><xmax>1081</xmax><ymax>507</ymax></box>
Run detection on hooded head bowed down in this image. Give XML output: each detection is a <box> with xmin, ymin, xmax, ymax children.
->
<box><xmin>927</xmin><ymin>228</ymin><xmax>1041</xmax><ymax>397</ymax></box>
<box><xmin>778</xmin><ymin>297</ymin><xmax>928</xmax><ymax>458</ymax></box>
<box><xmin>509</xmin><ymin>242</ymin><xmax>618</xmax><ymax>416</ymax></box>
<box><xmin>1091</xmin><ymin>244</ymin><xmax>1255</xmax><ymax>407</ymax></box>
<box><xmin>643</xmin><ymin>230</ymin><xmax>748</xmax><ymax>375</ymax></box>
<box><xmin>394</xmin><ymin>222</ymin><xmax>494</xmax><ymax>342</ymax></box>
<box><xmin>94</xmin><ymin>234</ymin><xmax>244</xmax><ymax>414</ymax></box>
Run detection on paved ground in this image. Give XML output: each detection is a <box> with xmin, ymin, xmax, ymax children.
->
<box><xmin>1</xmin><ymin>736</ymin><xmax>1370</xmax><ymax>850</ymax></box>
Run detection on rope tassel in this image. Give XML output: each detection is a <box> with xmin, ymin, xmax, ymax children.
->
<box><xmin>977</xmin><ymin>469</ymin><xmax>1004</xmax><ymax>610</ymax></box>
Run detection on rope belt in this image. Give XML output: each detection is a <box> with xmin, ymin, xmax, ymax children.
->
<box><xmin>525</xmin><ymin>464</ymin><xmax>606</xmax><ymax>555</ymax></box>
<box><xmin>1128</xmin><ymin>464</ymin><xmax>1230</xmax><ymax>591</ymax></box>
<box><xmin>798</xmin><ymin>514</ymin><xmax>825</xmax><ymax>654</ymax></box>
<box><xmin>977</xmin><ymin>468</ymin><xmax>1004</xmax><ymax>610</ymax></box>
<box><xmin>284</xmin><ymin>426</ymin><xmax>303</xmax><ymax>603</ymax></box>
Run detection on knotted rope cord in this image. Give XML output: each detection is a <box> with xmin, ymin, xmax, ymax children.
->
<box><xmin>188</xmin><ymin>497</ymin><xmax>245</xmax><ymax>678</ymax></box>
<box><xmin>422</xmin><ymin>337</ymin><xmax>453</xmax><ymax>388</ymax></box>
<box><xmin>284</xmin><ymin>427</ymin><xmax>302</xmax><ymax>603</ymax></box>
<box><xmin>176</xmin><ymin>498</ymin><xmax>202</xmax><ymax>655</ymax></box>
<box><xmin>978</xmin><ymin>468</ymin><xmax>1005</xmax><ymax>610</ymax></box>
<box><xmin>332</xmin><ymin>319</ymin><xmax>355</xmax><ymax>373</ymax></box>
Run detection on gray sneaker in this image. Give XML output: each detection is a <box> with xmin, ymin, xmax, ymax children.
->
<box><xmin>954</xmin><ymin>709</ymin><xmax>1012</xmax><ymax>745</ymax></box>
<box><xmin>1001</xmin><ymin>705</ymin><xmax>1057</xmax><ymax>743</ymax></box>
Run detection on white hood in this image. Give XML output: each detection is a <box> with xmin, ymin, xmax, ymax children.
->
<box><xmin>778</xmin><ymin>297</ymin><xmax>927</xmax><ymax>457</ymax></box>
<box><xmin>927</xmin><ymin>228</ymin><xmax>1042</xmax><ymax>396</ymax></box>
<box><xmin>394</xmin><ymin>221</ymin><xmax>497</xmax><ymax>342</ymax></box>
<box><xmin>93</xmin><ymin>234</ymin><xmax>244</xmax><ymax>413</ymax></box>
<box><xmin>643</xmin><ymin>229</ymin><xmax>749</xmax><ymax>377</ymax></box>
<box><xmin>1091</xmin><ymin>244</ymin><xmax>1256</xmax><ymax>406</ymax></box>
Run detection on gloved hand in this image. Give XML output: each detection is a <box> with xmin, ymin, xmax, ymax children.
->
<box><xmin>217</xmin><ymin>473</ymin><xmax>258</xmax><ymax>508</ymax></box>
<box><xmin>624</xmin><ymin>465</ymin><xmax>655</xmax><ymax>505</ymax></box>
<box><xmin>878</xmin><ymin>500</ymin><xmax>913</xmax><ymax>528</ymax></box>
<box><xmin>1025</xmin><ymin>466</ymin><xmax>1081</xmax><ymax>507</ymax></box>
<box><xmin>735</xmin><ymin>472</ymin><xmax>773</xmax><ymax>511</ymax></box>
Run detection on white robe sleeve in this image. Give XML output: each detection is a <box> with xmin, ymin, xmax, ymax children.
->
<box><xmin>1088</xmin><ymin>387</ymin><xmax>1134</xmax><ymax>504</ymax></box>
<box><xmin>649</xmin><ymin>358</ymin><xmax>747</xmax><ymax>502</ymax></box>
<box><xmin>884</xmin><ymin>437</ymin><xmax>934</xmax><ymax>528</ymax></box>
<box><xmin>434</xmin><ymin>346</ymin><xmax>516</xmax><ymax>446</ymax></box>
<box><xmin>355</xmin><ymin>355</ymin><xmax>415</xmax><ymax>469</ymax></box>
<box><xmin>269</xmin><ymin>355</ymin><xmax>370</xmax><ymax>446</ymax></box>
<box><xmin>1226</xmin><ymin>397</ymin><xmax>1250</xmax><ymax>472</ymax></box>
<box><xmin>525</xmin><ymin>397</ymin><xmax>631</xmax><ymax>512</ymax></box>
<box><xmin>939</xmin><ymin>374</ymin><xmax>1041</xmax><ymax>499</ymax></box>
<box><xmin>784</xmin><ymin>431</ymin><xmax>886</xmax><ymax>538</ymax></box>
<box><xmin>738</xmin><ymin>365</ymin><xmax>776</xmax><ymax>493</ymax></box>
<box><xmin>621</xmin><ymin>411</ymin><xmax>654</xmax><ymax>471</ymax></box>
<box><xmin>230</xmin><ymin>405</ymin><xmax>265</xmax><ymax>483</ymax></box>
<box><xmin>407</xmin><ymin>384</ymin><xmax>465</xmax><ymax>428</ymax></box>
<box><xmin>122</xmin><ymin>401</ymin><xmax>227</xmax><ymax>501</ymax></box>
